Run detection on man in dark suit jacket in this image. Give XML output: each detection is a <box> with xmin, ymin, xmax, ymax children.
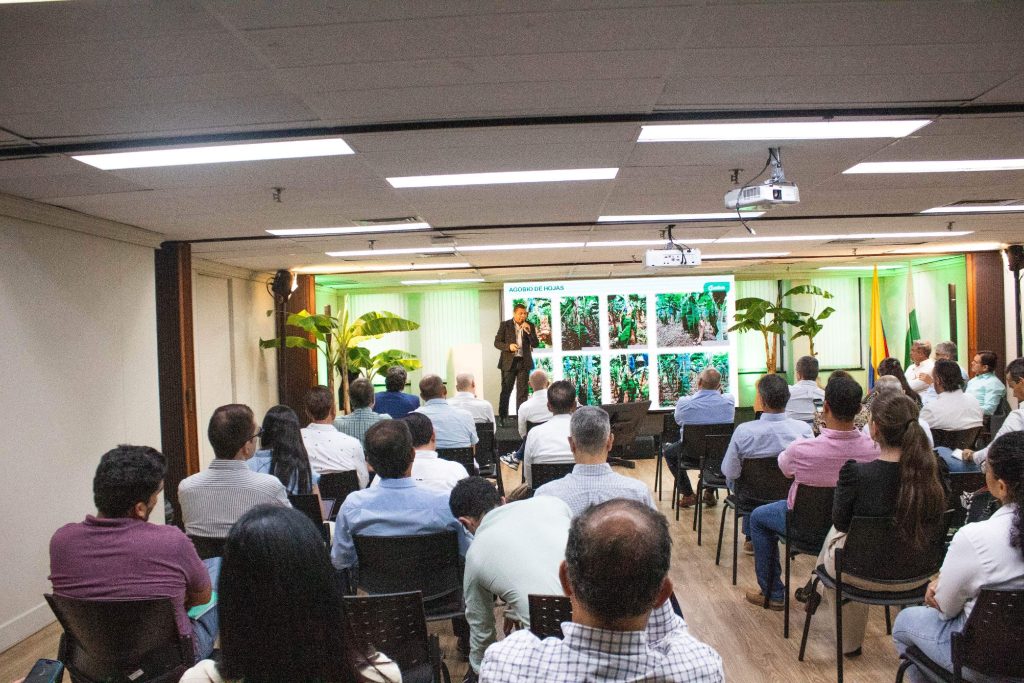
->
<box><xmin>494</xmin><ymin>303</ymin><xmax>541</xmax><ymax>420</ymax></box>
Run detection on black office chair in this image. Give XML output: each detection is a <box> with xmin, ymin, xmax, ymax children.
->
<box><xmin>692</xmin><ymin>433</ymin><xmax>733</xmax><ymax>544</ymax></box>
<box><xmin>475</xmin><ymin>422</ymin><xmax>504</xmax><ymax>497</ymax></box>
<box><xmin>669</xmin><ymin>422</ymin><xmax>735</xmax><ymax>521</ymax></box>
<box><xmin>45</xmin><ymin>594</ymin><xmax>193</xmax><ymax>683</ymax></box>
<box><xmin>528</xmin><ymin>594</ymin><xmax>571</xmax><ymax>639</ymax></box>
<box><xmin>288</xmin><ymin>493</ymin><xmax>331</xmax><ymax>544</ymax></box>
<box><xmin>799</xmin><ymin>513</ymin><xmax>951</xmax><ymax>683</ymax></box>
<box><xmin>436</xmin><ymin>446</ymin><xmax>477</xmax><ymax>476</ymax></box>
<box><xmin>317</xmin><ymin>470</ymin><xmax>361</xmax><ymax>521</ymax></box>
<box><xmin>525</xmin><ymin>420</ymin><xmax>548</xmax><ymax>433</ymax></box>
<box><xmin>717</xmin><ymin>456</ymin><xmax>792</xmax><ymax>585</ymax></box>
<box><xmin>931</xmin><ymin>427</ymin><xmax>983</xmax><ymax>451</ymax></box>
<box><xmin>780</xmin><ymin>484</ymin><xmax>835</xmax><ymax>638</ymax></box>
<box><xmin>342</xmin><ymin>591</ymin><xmax>452</xmax><ymax>683</ymax></box>
<box><xmin>654</xmin><ymin>413</ymin><xmax>679</xmax><ymax>501</ymax></box>
<box><xmin>896</xmin><ymin>582</ymin><xmax>1024</xmax><ymax>683</ymax></box>
<box><xmin>187</xmin><ymin>535</ymin><xmax>225</xmax><ymax>561</ymax></box>
<box><xmin>530</xmin><ymin>462</ymin><xmax>576</xmax><ymax>490</ymax></box>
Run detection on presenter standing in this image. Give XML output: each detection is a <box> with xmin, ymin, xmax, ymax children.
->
<box><xmin>495</xmin><ymin>303</ymin><xmax>541</xmax><ymax>421</ymax></box>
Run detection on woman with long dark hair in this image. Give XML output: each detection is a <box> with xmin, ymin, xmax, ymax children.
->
<box><xmin>250</xmin><ymin>405</ymin><xmax>318</xmax><ymax>496</ymax></box>
<box><xmin>874</xmin><ymin>357</ymin><xmax>922</xmax><ymax>406</ymax></box>
<box><xmin>179</xmin><ymin>505</ymin><xmax>400</xmax><ymax>682</ymax></box>
<box><xmin>811</xmin><ymin>392</ymin><xmax>946</xmax><ymax>657</ymax></box>
<box><xmin>893</xmin><ymin>431</ymin><xmax>1024</xmax><ymax>681</ymax></box>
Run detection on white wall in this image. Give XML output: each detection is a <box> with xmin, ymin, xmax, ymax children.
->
<box><xmin>192</xmin><ymin>262</ymin><xmax>278</xmax><ymax>465</ymax></box>
<box><xmin>0</xmin><ymin>195</ymin><xmax>162</xmax><ymax>653</ymax></box>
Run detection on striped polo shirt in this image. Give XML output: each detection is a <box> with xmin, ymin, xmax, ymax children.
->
<box><xmin>179</xmin><ymin>459</ymin><xmax>290</xmax><ymax>538</ymax></box>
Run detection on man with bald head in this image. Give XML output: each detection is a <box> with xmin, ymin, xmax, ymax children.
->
<box><xmin>448</xmin><ymin>372</ymin><xmax>496</xmax><ymax>426</ymax></box>
<box><xmin>665</xmin><ymin>367</ymin><xmax>735</xmax><ymax>508</ymax></box>
<box><xmin>500</xmin><ymin>369</ymin><xmax>552</xmax><ymax>471</ymax></box>
<box><xmin>479</xmin><ymin>499</ymin><xmax>723</xmax><ymax>682</ymax></box>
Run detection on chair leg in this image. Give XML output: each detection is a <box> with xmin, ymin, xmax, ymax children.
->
<box><xmin>695</xmin><ymin>481</ymin><xmax>704</xmax><ymax>545</ymax></box>
<box><xmin>732</xmin><ymin>511</ymin><xmax>740</xmax><ymax>585</ymax></box>
<box><xmin>885</xmin><ymin>605</ymin><xmax>892</xmax><ymax>635</ymax></box>
<box><xmin>784</xmin><ymin>548</ymin><xmax>791</xmax><ymax>639</ymax></box>
<box><xmin>673</xmin><ymin>472</ymin><xmax>680</xmax><ymax>521</ymax></box>
<box><xmin>895</xmin><ymin>658</ymin><xmax>911</xmax><ymax>683</ymax></box>
<box><xmin>715</xmin><ymin>505</ymin><xmax>727</xmax><ymax>565</ymax></box>
<box><xmin>655</xmin><ymin>449</ymin><xmax>663</xmax><ymax>501</ymax></box>
<box><xmin>798</xmin><ymin>577</ymin><xmax>819</xmax><ymax>661</ymax></box>
<box><xmin>836</xmin><ymin>582</ymin><xmax>844</xmax><ymax>683</ymax></box>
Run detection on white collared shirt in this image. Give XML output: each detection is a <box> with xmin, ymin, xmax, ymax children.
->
<box><xmin>517</xmin><ymin>389</ymin><xmax>552</xmax><ymax>437</ymax></box>
<box><xmin>906</xmin><ymin>358</ymin><xmax>935</xmax><ymax>393</ymax></box>
<box><xmin>300</xmin><ymin>423</ymin><xmax>369</xmax><ymax>488</ymax></box>
<box><xmin>523</xmin><ymin>413</ymin><xmax>574</xmax><ymax>488</ymax></box>
<box><xmin>369</xmin><ymin>449</ymin><xmax>469</xmax><ymax>492</ymax></box>
<box><xmin>448</xmin><ymin>391</ymin><xmax>496</xmax><ymax>425</ymax></box>
<box><xmin>919</xmin><ymin>389</ymin><xmax>983</xmax><ymax>431</ymax></box>
<box><xmin>785</xmin><ymin>380</ymin><xmax>824</xmax><ymax>422</ymax></box>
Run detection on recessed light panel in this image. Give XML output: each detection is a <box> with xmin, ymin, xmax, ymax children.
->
<box><xmin>268</xmin><ymin>222</ymin><xmax>432</xmax><ymax>237</ymax></box>
<box><xmin>920</xmin><ymin>204</ymin><xmax>1024</xmax><ymax>214</ymax></box>
<box><xmin>597</xmin><ymin>212</ymin><xmax>764</xmax><ymax>222</ymax></box>
<box><xmin>387</xmin><ymin>168</ymin><xmax>618</xmax><ymax>188</ymax></box>
<box><xmin>401</xmin><ymin>278</ymin><xmax>485</xmax><ymax>285</ymax></box>
<box><xmin>639</xmin><ymin>120</ymin><xmax>930</xmax><ymax>142</ymax></box>
<box><xmin>845</xmin><ymin>159</ymin><xmax>1024</xmax><ymax>174</ymax></box>
<box><xmin>73</xmin><ymin>138</ymin><xmax>354</xmax><ymax>170</ymax></box>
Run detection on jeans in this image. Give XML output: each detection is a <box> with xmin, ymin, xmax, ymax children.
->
<box><xmin>663</xmin><ymin>441</ymin><xmax>697</xmax><ymax>496</ymax></box>
<box><xmin>892</xmin><ymin>607</ymin><xmax>974</xmax><ymax>682</ymax></box>
<box><xmin>749</xmin><ymin>500</ymin><xmax>788</xmax><ymax>601</ymax></box>
<box><xmin>190</xmin><ymin>557</ymin><xmax>221</xmax><ymax>661</ymax></box>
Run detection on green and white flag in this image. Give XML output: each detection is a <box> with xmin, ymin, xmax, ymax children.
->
<box><xmin>904</xmin><ymin>263</ymin><xmax>921</xmax><ymax>367</ymax></box>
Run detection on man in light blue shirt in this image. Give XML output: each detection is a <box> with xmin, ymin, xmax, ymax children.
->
<box><xmin>966</xmin><ymin>350</ymin><xmax>1007</xmax><ymax>416</ymax></box>
<box><xmin>666</xmin><ymin>368</ymin><xmax>735</xmax><ymax>505</ymax></box>
<box><xmin>331</xmin><ymin>419</ymin><xmax>469</xmax><ymax>572</ymax></box>
<box><xmin>414</xmin><ymin>374</ymin><xmax>480</xmax><ymax>450</ymax></box>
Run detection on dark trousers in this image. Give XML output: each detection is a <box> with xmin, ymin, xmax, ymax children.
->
<box><xmin>498</xmin><ymin>358</ymin><xmax>529</xmax><ymax>418</ymax></box>
<box><xmin>664</xmin><ymin>440</ymin><xmax>698</xmax><ymax>496</ymax></box>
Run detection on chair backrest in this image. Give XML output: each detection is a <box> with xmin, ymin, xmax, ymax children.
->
<box><xmin>701</xmin><ymin>433</ymin><xmax>732</xmax><ymax>478</ymax></box>
<box><xmin>436</xmin><ymin>446</ymin><xmax>477</xmax><ymax>476</ymax></box>
<box><xmin>187</xmin><ymin>535</ymin><xmax>225</xmax><ymax>560</ymax></box>
<box><xmin>526</xmin><ymin>419</ymin><xmax>548</xmax><ymax>433</ymax></box>
<box><xmin>528</xmin><ymin>594</ymin><xmax>571</xmax><ymax>639</ymax></box>
<box><xmin>661</xmin><ymin>412</ymin><xmax>679</xmax><ymax>443</ymax></box>
<box><xmin>600</xmin><ymin>400</ymin><xmax>652</xmax><ymax>457</ymax></box>
<box><xmin>531</xmin><ymin>462</ymin><xmax>576</xmax><ymax>489</ymax></box>
<box><xmin>342</xmin><ymin>591</ymin><xmax>435</xmax><ymax>674</ymax></box>
<box><xmin>735</xmin><ymin>456</ymin><xmax>793</xmax><ymax>506</ymax></box>
<box><xmin>353</xmin><ymin>531</ymin><xmax>462</xmax><ymax>604</ymax></box>
<box><xmin>839</xmin><ymin>513</ymin><xmax>950</xmax><ymax>584</ymax></box>
<box><xmin>681</xmin><ymin>422</ymin><xmax>735</xmax><ymax>456</ymax></box>
<box><xmin>288</xmin><ymin>494</ymin><xmax>330</xmax><ymax>544</ymax></box>
<box><xmin>788</xmin><ymin>485</ymin><xmax>835</xmax><ymax>550</ymax></box>
<box><xmin>45</xmin><ymin>594</ymin><xmax>192</xmax><ymax>683</ymax></box>
<box><xmin>953</xmin><ymin>582</ymin><xmax>1024</xmax><ymax>679</ymax></box>
<box><xmin>931</xmin><ymin>427</ymin><xmax>983</xmax><ymax>450</ymax></box>
<box><xmin>317</xmin><ymin>470</ymin><xmax>361</xmax><ymax>520</ymax></box>
<box><xmin>475</xmin><ymin>422</ymin><xmax>497</xmax><ymax>466</ymax></box>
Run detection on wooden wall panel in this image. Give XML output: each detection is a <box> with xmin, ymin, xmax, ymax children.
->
<box><xmin>966</xmin><ymin>251</ymin><xmax>1007</xmax><ymax>375</ymax></box>
<box><xmin>278</xmin><ymin>273</ymin><xmax>318</xmax><ymax>417</ymax></box>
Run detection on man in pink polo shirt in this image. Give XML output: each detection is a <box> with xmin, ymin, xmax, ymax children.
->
<box><xmin>745</xmin><ymin>372</ymin><xmax>879</xmax><ymax>609</ymax></box>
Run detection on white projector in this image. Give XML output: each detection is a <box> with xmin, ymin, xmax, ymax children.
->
<box><xmin>645</xmin><ymin>248</ymin><xmax>701</xmax><ymax>267</ymax></box>
<box><xmin>724</xmin><ymin>182</ymin><xmax>800</xmax><ymax>210</ymax></box>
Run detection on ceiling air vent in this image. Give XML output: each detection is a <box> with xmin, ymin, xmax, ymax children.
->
<box><xmin>354</xmin><ymin>216</ymin><xmax>424</xmax><ymax>225</ymax></box>
<box><xmin>824</xmin><ymin>238</ymin><xmax>871</xmax><ymax>245</ymax></box>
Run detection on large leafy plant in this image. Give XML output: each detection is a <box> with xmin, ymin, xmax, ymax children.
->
<box><xmin>260</xmin><ymin>307</ymin><xmax>420</xmax><ymax>412</ymax></box>
<box><xmin>728</xmin><ymin>285</ymin><xmax>833</xmax><ymax>372</ymax></box>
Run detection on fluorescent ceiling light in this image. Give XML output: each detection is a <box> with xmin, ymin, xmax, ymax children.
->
<box><xmin>267</xmin><ymin>222</ymin><xmax>431</xmax><ymax>237</ymax></box>
<box><xmin>714</xmin><ymin>230</ymin><xmax>973</xmax><ymax>244</ymax></box>
<box><xmin>387</xmin><ymin>168</ymin><xmax>618</xmax><ymax>188</ymax></box>
<box><xmin>597</xmin><ymin>212</ymin><xmax>764</xmax><ymax>222</ymax></box>
<box><xmin>401</xmin><ymin>278</ymin><xmax>485</xmax><ymax>285</ymax></box>
<box><xmin>845</xmin><ymin>159</ymin><xmax>1024</xmax><ymax>174</ymax></box>
<box><xmin>327</xmin><ymin>246</ymin><xmax>455</xmax><ymax>258</ymax></box>
<box><xmin>639</xmin><ymin>120</ymin><xmax>930</xmax><ymax>142</ymax></box>
<box><xmin>920</xmin><ymin>205</ymin><xmax>1024</xmax><ymax>214</ymax></box>
<box><xmin>888</xmin><ymin>242</ymin><xmax>1004</xmax><ymax>255</ymax></box>
<box><xmin>458</xmin><ymin>242</ymin><xmax>586</xmax><ymax>252</ymax></box>
<box><xmin>701</xmin><ymin>252</ymin><xmax>789</xmax><ymax>260</ymax></box>
<box><xmin>295</xmin><ymin>262</ymin><xmax>472</xmax><ymax>275</ymax></box>
<box><xmin>818</xmin><ymin>265</ymin><xmax>903</xmax><ymax>271</ymax></box>
<box><xmin>73</xmin><ymin>138</ymin><xmax>354</xmax><ymax>170</ymax></box>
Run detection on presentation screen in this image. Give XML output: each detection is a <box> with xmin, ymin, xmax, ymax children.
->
<box><xmin>503</xmin><ymin>276</ymin><xmax>737</xmax><ymax>409</ymax></box>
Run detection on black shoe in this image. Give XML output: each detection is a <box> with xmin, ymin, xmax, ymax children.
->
<box><xmin>795</xmin><ymin>578</ymin><xmax>815</xmax><ymax>603</ymax></box>
<box><xmin>844</xmin><ymin>647</ymin><xmax>862</xmax><ymax>658</ymax></box>
<box><xmin>803</xmin><ymin>587</ymin><xmax>822</xmax><ymax>615</ymax></box>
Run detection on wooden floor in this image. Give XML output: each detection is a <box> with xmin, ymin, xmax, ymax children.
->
<box><xmin>0</xmin><ymin>459</ymin><xmax>902</xmax><ymax>682</ymax></box>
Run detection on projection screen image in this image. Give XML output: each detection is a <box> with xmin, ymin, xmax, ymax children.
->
<box><xmin>503</xmin><ymin>277</ymin><xmax>736</xmax><ymax>411</ymax></box>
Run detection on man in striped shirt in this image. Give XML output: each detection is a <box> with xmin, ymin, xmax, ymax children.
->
<box><xmin>179</xmin><ymin>404</ymin><xmax>290</xmax><ymax>538</ymax></box>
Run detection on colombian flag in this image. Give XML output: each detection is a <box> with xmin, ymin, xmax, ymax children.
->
<box><xmin>868</xmin><ymin>265</ymin><xmax>889</xmax><ymax>388</ymax></box>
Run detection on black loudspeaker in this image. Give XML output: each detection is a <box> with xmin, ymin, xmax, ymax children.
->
<box><xmin>271</xmin><ymin>269</ymin><xmax>294</xmax><ymax>300</ymax></box>
<box><xmin>1007</xmin><ymin>245</ymin><xmax>1024</xmax><ymax>272</ymax></box>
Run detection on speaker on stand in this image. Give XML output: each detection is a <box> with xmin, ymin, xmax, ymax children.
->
<box><xmin>1007</xmin><ymin>245</ymin><xmax>1024</xmax><ymax>359</ymax></box>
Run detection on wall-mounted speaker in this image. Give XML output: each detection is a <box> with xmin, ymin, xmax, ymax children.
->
<box><xmin>1007</xmin><ymin>245</ymin><xmax>1024</xmax><ymax>272</ymax></box>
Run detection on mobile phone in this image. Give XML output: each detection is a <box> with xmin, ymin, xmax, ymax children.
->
<box><xmin>23</xmin><ymin>658</ymin><xmax>64</xmax><ymax>683</ymax></box>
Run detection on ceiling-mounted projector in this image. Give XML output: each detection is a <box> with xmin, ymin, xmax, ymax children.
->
<box><xmin>645</xmin><ymin>248</ymin><xmax>701</xmax><ymax>267</ymax></box>
<box><xmin>724</xmin><ymin>146</ymin><xmax>799</xmax><ymax>210</ymax></box>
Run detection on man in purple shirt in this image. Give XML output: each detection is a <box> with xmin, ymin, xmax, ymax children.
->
<box><xmin>49</xmin><ymin>445</ymin><xmax>218</xmax><ymax>660</ymax></box>
<box><xmin>745</xmin><ymin>373</ymin><xmax>878</xmax><ymax>609</ymax></box>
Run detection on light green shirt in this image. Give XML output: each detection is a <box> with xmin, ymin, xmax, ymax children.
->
<box><xmin>965</xmin><ymin>372</ymin><xmax>1006</xmax><ymax>415</ymax></box>
<box><xmin>464</xmin><ymin>496</ymin><xmax>571</xmax><ymax>672</ymax></box>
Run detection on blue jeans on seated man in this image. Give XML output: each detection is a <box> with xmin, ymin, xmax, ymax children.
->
<box><xmin>663</xmin><ymin>441</ymin><xmax>698</xmax><ymax>497</ymax></box>
<box><xmin>749</xmin><ymin>500</ymin><xmax>788</xmax><ymax>601</ymax></box>
<box><xmin>191</xmin><ymin>557</ymin><xmax>221</xmax><ymax>661</ymax></box>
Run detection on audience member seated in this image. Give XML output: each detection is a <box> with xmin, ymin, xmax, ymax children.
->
<box><xmin>478</xmin><ymin>499</ymin><xmax>724</xmax><ymax>682</ymax></box>
<box><xmin>809</xmin><ymin>392</ymin><xmax>946</xmax><ymax>657</ymax></box>
<box><xmin>893</xmin><ymin>432</ymin><xmax>1024</xmax><ymax>681</ymax></box>
<box><xmin>522</xmin><ymin>380</ymin><xmax>577</xmax><ymax>491</ymax></box>
<box><xmin>180</xmin><ymin>505</ymin><xmax>400</xmax><ymax>683</ymax></box>
<box><xmin>334</xmin><ymin>378</ymin><xmax>391</xmax><ymax>445</ymax></box>
<box><xmin>862</xmin><ymin>376</ymin><xmax>933</xmax><ymax>448</ymax></box>
<box><xmin>180</xmin><ymin>404</ymin><xmax>290</xmax><ymax>538</ymax></box>
<box><xmin>905</xmin><ymin>339</ymin><xmax>935</xmax><ymax>394</ymax></box>
<box><xmin>965</xmin><ymin>357</ymin><xmax>1024</xmax><ymax>466</ymax></box>
<box><xmin>369</xmin><ymin>412</ymin><xmax>468</xmax><ymax>492</ymax></box>
<box><xmin>49</xmin><ymin>445</ymin><xmax>219</xmax><ymax>661</ymax></box>
<box><xmin>872</xmin><ymin>357</ymin><xmax>923</xmax><ymax>406</ymax></box>
<box><xmin>374</xmin><ymin>365</ymin><xmax>420</xmax><ymax>419</ymax></box>
<box><xmin>301</xmin><ymin>386</ymin><xmax>369</xmax><ymax>488</ymax></box>
<box><xmin>499</xmin><ymin>370</ymin><xmax>552</xmax><ymax>471</ymax></box>
<box><xmin>966</xmin><ymin>350</ymin><xmax>1007</xmax><ymax>416</ymax></box>
<box><xmin>534</xmin><ymin>406</ymin><xmax>654</xmax><ymax>516</ymax></box>
<box><xmin>450</xmin><ymin>477</ymin><xmax>571</xmax><ymax>675</ymax></box>
<box><xmin>665</xmin><ymin>367</ymin><xmax>736</xmax><ymax>508</ymax></box>
<box><xmin>786</xmin><ymin>355</ymin><xmax>825</xmax><ymax>424</ymax></box>
<box><xmin>920</xmin><ymin>360</ymin><xmax>983</xmax><ymax>431</ymax></box>
<box><xmin>415</xmin><ymin>374</ymin><xmax>479</xmax><ymax>450</ymax></box>
<box><xmin>746</xmin><ymin>372</ymin><xmax>878</xmax><ymax>610</ymax></box>
<box><xmin>449</xmin><ymin>372</ymin><xmax>497</xmax><ymax>425</ymax></box>
<box><xmin>917</xmin><ymin>341</ymin><xmax>970</xmax><ymax>403</ymax></box>
<box><xmin>722</xmin><ymin>374</ymin><xmax>813</xmax><ymax>552</ymax></box>
<box><xmin>331</xmin><ymin>420</ymin><xmax>468</xmax><ymax>571</ymax></box>
<box><xmin>249</xmin><ymin>404</ymin><xmax>320</xmax><ymax>495</ymax></box>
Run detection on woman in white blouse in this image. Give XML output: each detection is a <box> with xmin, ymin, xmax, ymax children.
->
<box><xmin>892</xmin><ymin>431</ymin><xmax>1024</xmax><ymax>681</ymax></box>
